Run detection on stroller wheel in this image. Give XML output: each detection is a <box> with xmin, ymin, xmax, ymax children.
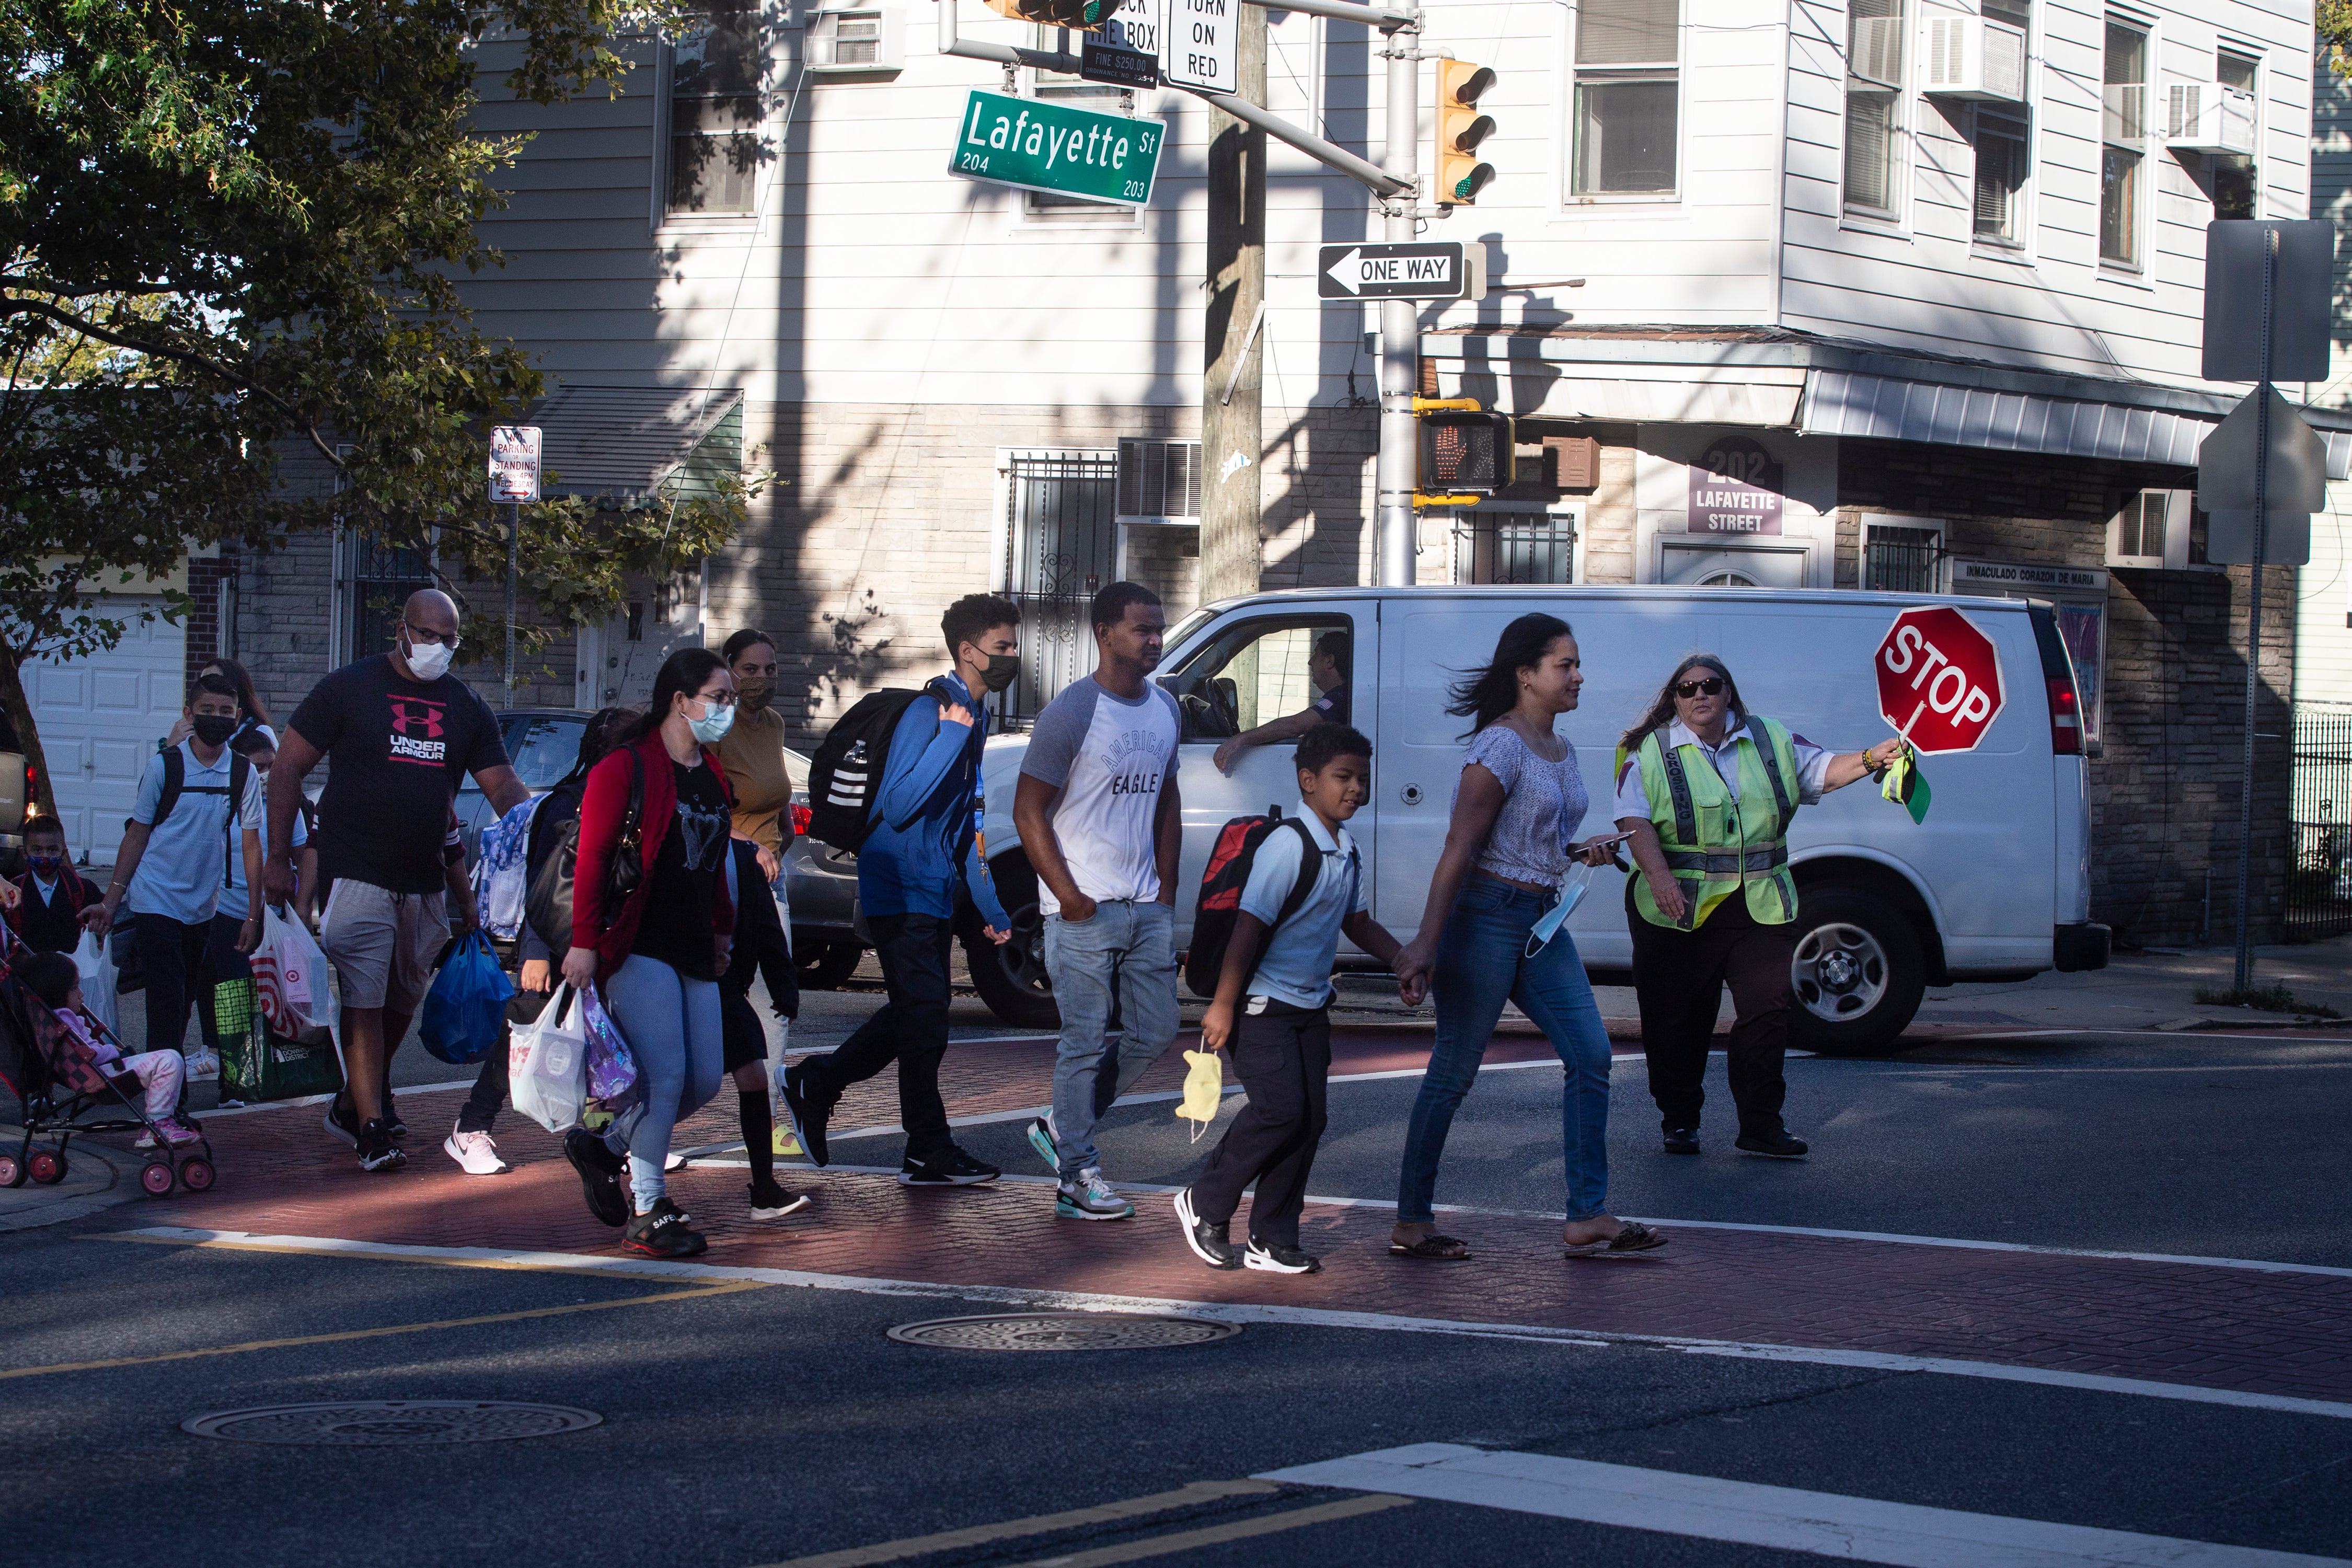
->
<box><xmin>178</xmin><ymin>1158</ymin><xmax>216</xmax><ymax>1193</ymax></box>
<box><xmin>141</xmin><ymin>1160</ymin><xmax>177</xmax><ymax>1196</ymax></box>
<box><xmin>0</xmin><ymin>1153</ymin><xmax>24</xmax><ymax>1188</ymax></box>
<box><xmin>28</xmin><ymin>1149</ymin><xmax>66</xmax><ymax>1185</ymax></box>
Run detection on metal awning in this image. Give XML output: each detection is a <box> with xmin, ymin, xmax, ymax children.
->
<box><xmin>526</xmin><ymin>385</ymin><xmax>745</xmax><ymax>504</ymax></box>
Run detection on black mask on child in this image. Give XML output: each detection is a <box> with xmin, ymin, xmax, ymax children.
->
<box><xmin>191</xmin><ymin>714</ymin><xmax>238</xmax><ymax>747</ymax></box>
<box><xmin>976</xmin><ymin>653</ymin><xmax>1021</xmax><ymax>694</ymax></box>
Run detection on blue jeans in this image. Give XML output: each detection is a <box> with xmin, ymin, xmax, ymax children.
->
<box><xmin>602</xmin><ymin>954</ymin><xmax>725</xmax><ymax>1211</ymax></box>
<box><xmin>1043</xmin><ymin>899</ymin><xmax>1180</xmax><ymax>1179</ymax></box>
<box><xmin>1397</xmin><ymin>873</ymin><xmax>1615</xmax><ymax>1224</ymax></box>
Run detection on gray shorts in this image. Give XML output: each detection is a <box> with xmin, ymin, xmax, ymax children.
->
<box><xmin>321</xmin><ymin>879</ymin><xmax>447</xmax><ymax>1014</ymax></box>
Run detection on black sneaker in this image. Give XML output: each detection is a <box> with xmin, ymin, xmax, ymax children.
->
<box><xmin>780</xmin><ymin>1060</ymin><xmax>832</xmax><ymax>1168</ymax></box>
<box><xmin>563</xmin><ymin>1126</ymin><xmax>628</xmax><ymax>1227</ymax></box>
<box><xmin>323</xmin><ymin>1095</ymin><xmax>359</xmax><ymax>1149</ymax></box>
<box><xmin>1243</xmin><ymin>1237</ymin><xmax>1321</xmax><ymax>1275</ymax></box>
<box><xmin>1174</xmin><ymin>1189</ymin><xmax>1241</xmax><ymax>1270</ymax></box>
<box><xmin>355</xmin><ymin>1118</ymin><xmax>407</xmax><ymax>1173</ymax></box>
<box><xmin>748</xmin><ymin>1177</ymin><xmax>811</xmax><ymax>1219</ymax></box>
<box><xmin>620</xmin><ymin>1198</ymin><xmax>708</xmax><ymax>1258</ymax></box>
<box><xmin>1735</xmin><ymin>1127</ymin><xmax>1809</xmax><ymax>1159</ymax></box>
<box><xmin>1662</xmin><ymin>1126</ymin><xmax>1700</xmax><ymax>1156</ymax></box>
<box><xmin>382</xmin><ymin>1092</ymin><xmax>407</xmax><ymax>1142</ymax></box>
<box><xmin>898</xmin><ymin>1147</ymin><xmax>999</xmax><ymax>1186</ymax></box>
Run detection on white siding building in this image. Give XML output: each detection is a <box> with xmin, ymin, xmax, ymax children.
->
<box><xmin>234</xmin><ymin>0</ymin><xmax>2334</xmax><ymax>941</ymax></box>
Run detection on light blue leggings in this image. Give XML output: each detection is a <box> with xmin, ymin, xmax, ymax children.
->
<box><xmin>601</xmin><ymin>954</ymin><xmax>725</xmax><ymax>1212</ymax></box>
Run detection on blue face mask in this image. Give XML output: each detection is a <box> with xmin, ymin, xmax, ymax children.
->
<box><xmin>687</xmin><ymin>698</ymin><xmax>735</xmax><ymax>745</ymax></box>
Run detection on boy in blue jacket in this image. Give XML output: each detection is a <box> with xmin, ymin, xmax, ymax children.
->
<box><xmin>784</xmin><ymin>594</ymin><xmax>1018</xmax><ymax>1186</ymax></box>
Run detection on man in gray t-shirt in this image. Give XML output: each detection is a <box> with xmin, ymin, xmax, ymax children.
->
<box><xmin>1011</xmin><ymin>583</ymin><xmax>1184</xmax><ymax>1221</ymax></box>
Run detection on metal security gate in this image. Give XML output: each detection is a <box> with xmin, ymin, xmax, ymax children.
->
<box><xmin>1003</xmin><ymin>453</ymin><xmax>1117</xmax><ymax>729</ymax></box>
<box><xmin>2288</xmin><ymin>702</ymin><xmax>2352</xmax><ymax>939</ymax></box>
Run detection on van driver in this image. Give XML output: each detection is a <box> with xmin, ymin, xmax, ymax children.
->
<box><xmin>1212</xmin><ymin>631</ymin><xmax>1351</xmax><ymax>775</ymax></box>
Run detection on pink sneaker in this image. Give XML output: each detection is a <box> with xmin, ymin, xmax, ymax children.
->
<box><xmin>155</xmin><ymin>1119</ymin><xmax>202</xmax><ymax>1148</ymax></box>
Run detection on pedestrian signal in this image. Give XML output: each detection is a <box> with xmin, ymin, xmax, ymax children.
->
<box><xmin>1414</xmin><ymin>399</ymin><xmax>1514</xmax><ymax>498</ymax></box>
<box><xmin>1434</xmin><ymin>61</ymin><xmax>1496</xmax><ymax>205</ymax></box>
<box><xmin>983</xmin><ymin>0</ymin><xmax>1121</xmax><ymax>28</ymax></box>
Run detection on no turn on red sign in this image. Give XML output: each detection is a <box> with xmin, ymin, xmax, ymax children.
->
<box><xmin>1875</xmin><ymin>607</ymin><xmax>2004</xmax><ymax>754</ymax></box>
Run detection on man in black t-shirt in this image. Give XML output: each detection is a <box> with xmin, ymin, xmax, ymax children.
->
<box><xmin>266</xmin><ymin>589</ymin><xmax>528</xmax><ymax>1172</ymax></box>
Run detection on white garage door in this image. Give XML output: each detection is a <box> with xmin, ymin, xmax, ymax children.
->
<box><xmin>29</xmin><ymin>602</ymin><xmax>186</xmax><ymax>864</ymax></box>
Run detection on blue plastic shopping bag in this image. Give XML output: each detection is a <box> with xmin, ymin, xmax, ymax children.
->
<box><xmin>418</xmin><ymin>931</ymin><xmax>518</xmax><ymax>1064</ymax></box>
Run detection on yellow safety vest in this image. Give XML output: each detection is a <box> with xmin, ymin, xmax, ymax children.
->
<box><xmin>1625</xmin><ymin>717</ymin><xmax>1802</xmax><ymax>931</ymax></box>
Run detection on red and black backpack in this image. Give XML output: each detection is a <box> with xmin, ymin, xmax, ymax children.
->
<box><xmin>1182</xmin><ymin>810</ymin><xmax>1327</xmax><ymax>1000</ymax></box>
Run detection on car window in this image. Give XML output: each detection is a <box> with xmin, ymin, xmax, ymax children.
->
<box><xmin>509</xmin><ymin>717</ymin><xmax>588</xmax><ymax>790</ymax></box>
<box><xmin>1166</xmin><ymin>617</ymin><xmax>1351</xmax><ymax>743</ymax></box>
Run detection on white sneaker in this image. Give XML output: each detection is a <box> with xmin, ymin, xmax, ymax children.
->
<box><xmin>443</xmin><ymin>1127</ymin><xmax>513</xmax><ymax>1175</ymax></box>
<box><xmin>184</xmin><ymin>1051</ymin><xmax>219</xmax><ymax>1082</ymax></box>
<box><xmin>664</xmin><ymin>1150</ymin><xmax>689</xmax><ymax>1172</ymax></box>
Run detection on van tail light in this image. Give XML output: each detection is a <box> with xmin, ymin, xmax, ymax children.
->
<box><xmin>790</xmin><ymin>803</ymin><xmax>813</xmax><ymax>836</ymax></box>
<box><xmin>2045</xmin><ymin>677</ymin><xmax>2082</xmax><ymax>756</ymax></box>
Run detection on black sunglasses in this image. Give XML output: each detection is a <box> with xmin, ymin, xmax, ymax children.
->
<box><xmin>1674</xmin><ymin>676</ymin><xmax>1726</xmax><ymax>698</ymax></box>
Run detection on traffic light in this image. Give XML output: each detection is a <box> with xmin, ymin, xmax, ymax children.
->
<box><xmin>1434</xmin><ymin>61</ymin><xmax>1496</xmax><ymax>204</ymax></box>
<box><xmin>1414</xmin><ymin>398</ymin><xmax>1514</xmax><ymax>500</ymax></box>
<box><xmin>983</xmin><ymin>0</ymin><xmax>1120</xmax><ymax>28</ymax></box>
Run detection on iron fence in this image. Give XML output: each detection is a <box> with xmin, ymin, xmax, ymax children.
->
<box><xmin>2288</xmin><ymin>702</ymin><xmax>2352</xmax><ymax>940</ymax></box>
<box><xmin>1001</xmin><ymin>454</ymin><xmax>1119</xmax><ymax>730</ymax></box>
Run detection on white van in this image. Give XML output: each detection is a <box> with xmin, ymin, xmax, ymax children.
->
<box><xmin>965</xmin><ymin>586</ymin><xmax>2109</xmax><ymax>1054</ymax></box>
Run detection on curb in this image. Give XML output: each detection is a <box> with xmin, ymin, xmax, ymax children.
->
<box><xmin>0</xmin><ymin>1128</ymin><xmax>149</xmax><ymax>1234</ymax></box>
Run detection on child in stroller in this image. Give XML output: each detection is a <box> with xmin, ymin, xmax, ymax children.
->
<box><xmin>0</xmin><ymin>944</ymin><xmax>216</xmax><ymax>1194</ymax></box>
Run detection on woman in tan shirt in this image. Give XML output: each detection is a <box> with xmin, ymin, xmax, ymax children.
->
<box><xmin>718</xmin><ymin>628</ymin><xmax>794</xmax><ymax>881</ymax></box>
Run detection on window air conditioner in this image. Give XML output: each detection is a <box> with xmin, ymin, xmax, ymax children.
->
<box><xmin>1919</xmin><ymin>17</ymin><xmax>2027</xmax><ymax>102</ymax></box>
<box><xmin>2163</xmin><ymin>84</ymin><xmax>2256</xmax><ymax>155</ymax></box>
<box><xmin>808</xmin><ymin>6</ymin><xmax>903</xmax><ymax>72</ymax></box>
<box><xmin>2107</xmin><ymin>489</ymin><xmax>2192</xmax><ymax>570</ymax></box>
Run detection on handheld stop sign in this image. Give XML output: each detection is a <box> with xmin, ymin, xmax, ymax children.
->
<box><xmin>1874</xmin><ymin>607</ymin><xmax>2004</xmax><ymax>754</ymax></box>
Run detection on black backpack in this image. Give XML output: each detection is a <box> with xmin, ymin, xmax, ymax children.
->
<box><xmin>805</xmin><ymin>679</ymin><xmax>957</xmax><ymax>853</ymax></box>
<box><xmin>152</xmin><ymin>746</ymin><xmax>253</xmax><ymax>891</ymax></box>
<box><xmin>1183</xmin><ymin>810</ymin><xmax>1335</xmax><ymax>1000</ymax></box>
<box><xmin>524</xmin><ymin>751</ymin><xmax>644</xmax><ymax>956</ymax></box>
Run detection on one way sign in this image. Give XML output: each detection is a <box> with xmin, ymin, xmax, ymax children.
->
<box><xmin>1318</xmin><ymin>241</ymin><xmax>1469</xmax><ymax>301</ymax></box>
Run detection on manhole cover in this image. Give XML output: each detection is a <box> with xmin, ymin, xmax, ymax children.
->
<box><xmin>181</xmin><ymin>1401</ymin><xmax>602</xmax><ymax>1446</ymax></box>
<box><xmin>886</xmin><ymin>1312</ymin><xmax>1241</xmax><ymax>1352</ymax></box>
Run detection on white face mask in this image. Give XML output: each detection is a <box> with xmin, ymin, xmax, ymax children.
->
<box><xmin>402</xmin><ymin>632</ymin><xmax>454</xmax><ymax>682</ymax></box>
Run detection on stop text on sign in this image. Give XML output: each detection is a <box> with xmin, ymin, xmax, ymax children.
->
<box><xmin>1874</xmin><ymin>606</ymin><xmax>2005</xmax><ymax>754</ymax></box>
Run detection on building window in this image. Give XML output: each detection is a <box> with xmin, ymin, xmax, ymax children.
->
<box><xmin>1974</xmin><ymin>111</ymin><xmax>2027</xmax><ymax>244</ymax></box>
<box><xmin>1570</xmin><ymin>0</ymin><xmax>1680</xmax><ymax>199</ymax></box>
<box><xmin>1023</xmin><ymin>28</ymin><xmax>1129</xmax><ymax>221</ymax></box>
<box><xmin>1002</xmin><ymin>451</ymin><xmax>1119</xmax><ymax>725</ymax></box>
<box><xmin>2099</xmin><ymin>20</ymin><xmax>2146</xmax><ymax>268</ymax></box>
<box><xmin>2212</xmin><ymin>49</ymin><xmax>2258</xmax><ymax>220</ymax></box>
<box><xmin>666</xmin><ymin>1</ymin><xmax>761</xmax><ymax>217</ymax></box>
<box><xmin>1843</xmin><ymin>0</ymin><xmax>1907</xmax><ymax>217</ymax></box>
<box><xmin>1862</xmin><ymin>518</ymin><xmax>1944</xmax><ymax>592</ymax></box>
<box><xmin>1454</xmin><ymin>508</ymin><xmax>1579</xmax><ymax>585</ymax></box>
<box><xmin>347</xmin><ymin>537</ymin><xmax>435</xmax><ymax>666</ymax></box>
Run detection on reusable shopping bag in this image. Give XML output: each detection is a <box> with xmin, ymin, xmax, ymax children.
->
<box><xmin>578</xmin><ymin>982</ymin><xmax>639</xmax><ymax>1105</ymax></box>
<box><xmin>511</xmin><ymin>983</ymin><xmax>590</xmax><ymax>1133</ymax></box>
<box><xmin>218</xmin><ymin>982</ymin><xmax>344</xmax><ymax>1103</ymax></box>
<box><xmin>71</xmin><ymin>931</ymin><xmax>121</xmax><ymax>1039</ymax></box>
<box><xmin>1176</xmin><ymin>1048</ymin><xmax>1224</xmax><ymax>1143</ymax></box>
<box><xmin>418</xmin><ymin>931</ymin><xmax>516</xmax><ymax>1065</ymax></box>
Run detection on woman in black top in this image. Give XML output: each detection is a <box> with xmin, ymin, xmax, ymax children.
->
<box><xmin>722</xmin><ymin>836</ymin><xmax>805</xmax><ymax>1217</ymax></box>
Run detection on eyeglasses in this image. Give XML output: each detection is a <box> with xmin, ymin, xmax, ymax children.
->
<box><xmin>403</xmin><ymin>622</ymin><xmax>463</xmax><ymax>651</ymax></box>
<box><xmin>1674</xmin><ymin>676</ymin><xmax>1726</xmax><ymax>699</ymax></box>
<box><xmin>693</xmin><ymin>691</ymin><xmax>737</xmax><ymax>710</ymax></box>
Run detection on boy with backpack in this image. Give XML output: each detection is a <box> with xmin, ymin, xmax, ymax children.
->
<box><xmin>1174</xmin><ymin>724</ymin><xmax>1415</xmax><ymax>1275</ymax></box>
<box><xmin>781</xmin><ymin>594</ymin><xmax>1018</xmax><ymax>1187</ymax></box>
<box><xmin>7</xmin><ymin>816</ymin><xmax>103</xmax><ymax>954</ymax></box>
<box><xmin>86</xmin><ymin>673</ymin><xmax>264</xmax><ymax>1063</ymax></box>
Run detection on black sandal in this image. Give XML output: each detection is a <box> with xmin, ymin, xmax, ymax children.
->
<box><xmin>1390</xmin><ymin>1233</ymin><xmax>1471</xmax><ymax>1261</ymax></box>
<box><xmin>1563</xmin><ymin>1220</ymin><xmax>1668</xmax><ymax>1258</ymax></box>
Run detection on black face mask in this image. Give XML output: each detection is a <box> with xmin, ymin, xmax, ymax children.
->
<box><xmin>976</xmin><ymin>652</ymin><xmax>1021</xmax><ymax>694</ymax></box>
<box><xmin>191</xmin><ymin>714</ymin><xmax>238</xmax><ymax>747</ymax></box>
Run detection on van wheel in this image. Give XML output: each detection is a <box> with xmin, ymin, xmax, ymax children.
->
<box><xmin>1788</xmin><ymin>886</ymin><xmax>1925</xmax><ymax>1057</ymax></box>
<box><xmin>964</xmin><ymin>852</ymin><xmax>1059</xmax><ymax>1030</ymax></box>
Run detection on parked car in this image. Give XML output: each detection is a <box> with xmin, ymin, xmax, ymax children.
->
<box><xmin>967</xmin><ymin>585</ymin><xmax>2109</xmax><ymax>1052</ymax></box>
<box><xmin>0</xmin><ymin>746</ymin><xmax>26</xmax><ymax>878</ymax></box>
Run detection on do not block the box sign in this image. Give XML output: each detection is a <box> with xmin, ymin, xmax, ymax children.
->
<box><xmin>949</xmin><ymin>89</ymin><xmax>1166</xmax><ymax>208</ymax></box>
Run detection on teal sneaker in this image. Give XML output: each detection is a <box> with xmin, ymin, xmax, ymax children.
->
<box><xmin>1056</xmin><ymin>1167</ymin><xmax>1133</xmax><ymax>1221</ymax></box>
<box><xmin>1024</xmin><ymin>1113</ymin><xmax>1060</xmax><ymax>1175</ymax></box>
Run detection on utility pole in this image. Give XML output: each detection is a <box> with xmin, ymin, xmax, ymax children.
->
<box><xmin>1374</xmin><ymin>16</ymin><xmax>1420</xmax><ymax>586</ymax></box>
<box><xmin>1199</xmin><ymin>7</ymin><xmax>1268</xmax><ymax>605</ymax></box>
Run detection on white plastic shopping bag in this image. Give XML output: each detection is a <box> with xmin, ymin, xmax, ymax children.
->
<box><xmin>71</xmin><ymin>930</ymin><xmax>122</xmax><ymax>1038</ymax></box>
<box><xmin>274</xmin><ymin>909</ymin><xmax>333</xmax><ymax>1029</ymax></box>
<box><xmin>510</xmin><ymin>982</ymin><xmax>591</xmax><ymax>1134</ymax></box>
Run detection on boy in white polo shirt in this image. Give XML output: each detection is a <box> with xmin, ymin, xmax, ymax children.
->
<box><xmin>1174</xmin><ymin>724</ymin><xmax>1414</xmax><ymax>1274</ymax></box>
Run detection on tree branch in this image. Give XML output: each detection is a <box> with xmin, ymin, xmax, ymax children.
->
<box><xmin>0</xmin><ymin>294</ymin><xmax>316</xmax><ymax>433</ymax></box>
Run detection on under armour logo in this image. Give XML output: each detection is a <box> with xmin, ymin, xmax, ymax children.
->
<box><xmin>388</xmin><ymin>699</ymin><xmax>445</xmax><ymax>739</ymax></box>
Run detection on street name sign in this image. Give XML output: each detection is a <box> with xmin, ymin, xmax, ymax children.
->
<box><xmin>1317</xmin><ymin>241</ymin><xmax>1468</xmax><ymax>301</ymax></box>
<box><xmin>1875</xmin><ymin>607</ymin><xmax>2004</xmax><ymax>754</ymax></box>
<box><xmin>1082</xmin><ymin>0</ymin><xmax>1161</xmax><ymax>88</ymax></box>
<box><xmin>949</xmin><ymin>90</ymin><xmax>1165</xmax><ymax>208</ymax></box>
<box><xmin>488</xmin><ymin>425</ymin><xmax>541</xmax><ymax>504</ymax></box>
<box><xmin>1161</xmin><ymin>0</ymin><xmax>1237</xmax><ymax>93</ymax></box>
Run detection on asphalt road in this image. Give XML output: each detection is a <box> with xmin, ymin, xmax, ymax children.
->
<box><xmin>8</xmin><ymin>1021</ymin><xmax>2350</xmax><ymax>1567</ymax></box>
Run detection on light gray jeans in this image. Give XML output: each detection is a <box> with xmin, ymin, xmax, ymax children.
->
<box><xmin>1043</xmin><ymin>898</ymin><xmax>1180</xmax><ymax>1179</ymax></box>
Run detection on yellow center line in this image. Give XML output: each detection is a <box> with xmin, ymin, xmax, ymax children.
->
<box><xmin>752</xmin><ymin>1481</ymin><xmax>1283</xmax><ymax>1568</ymax></box>
<box><xmin>0</xmin><ymin>1278</ymin><xmax>765</xmax><ymax>1383</ymax></box>
<box><xmin>1012</xmin><ymin>1494</ymin><xmax>1414</xmax><ymax>1567</ymax></box>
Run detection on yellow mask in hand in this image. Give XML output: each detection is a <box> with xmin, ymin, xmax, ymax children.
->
<box><xmin>1176</xmin><ymin>1049</ymin><xmax>1224</xmax><ymax>1143</ymax></box>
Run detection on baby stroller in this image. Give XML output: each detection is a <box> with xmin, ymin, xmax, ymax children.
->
<box><xmin>0</xmin><ymin>942</ymin><xmax>217</xmax><ymax>1196</ymax></box>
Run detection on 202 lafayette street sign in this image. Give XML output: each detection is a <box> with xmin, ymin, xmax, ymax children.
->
<box><xmin>950</xmin><ymin>90</ymin><xmax>1163</xmax><ymax>208</ymax></box>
